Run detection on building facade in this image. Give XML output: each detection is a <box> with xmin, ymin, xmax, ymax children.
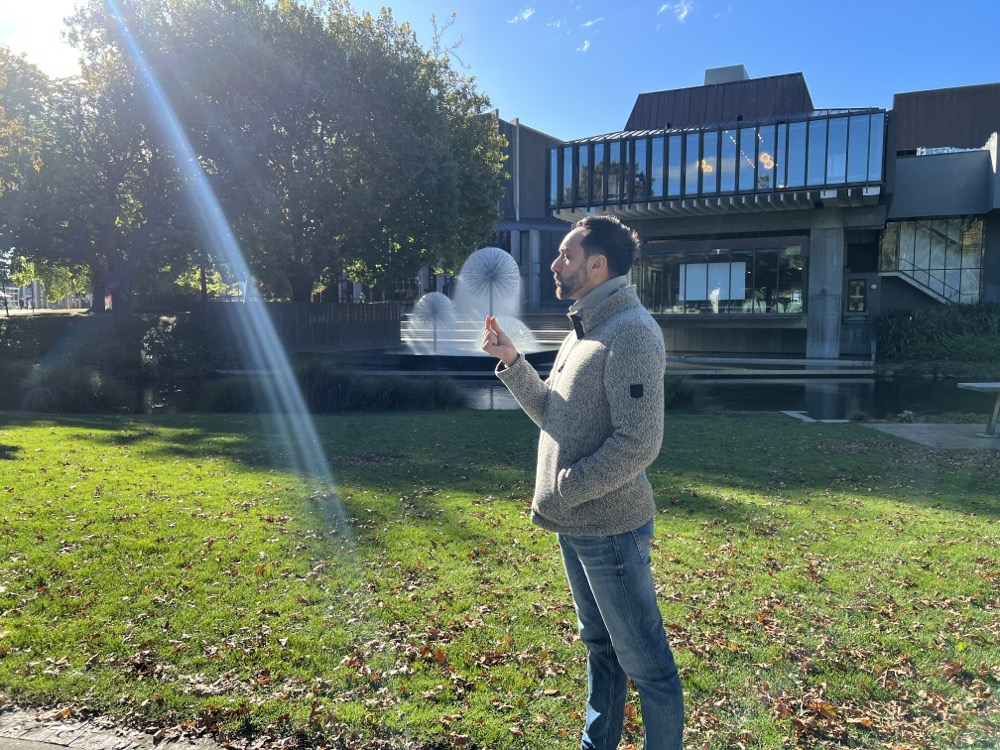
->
<box><xmin>542</xmin><ymin>66</ymin><xmax>1000</xmax><ymax>359</ymax></box>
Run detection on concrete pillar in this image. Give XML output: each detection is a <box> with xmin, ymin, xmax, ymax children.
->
<box><xmin>528</xmin><ymin>229</ymin><xmax>541</xmax><ymax>311</ymax></box>
<box><xmin>807</xmin><ymin>220</ymin><xmax>845</xmax><ymax>359</ymax></box>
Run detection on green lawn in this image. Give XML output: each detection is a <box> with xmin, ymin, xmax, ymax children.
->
<box><xmin>0</xmin><ymin>409</ymin><xmax>997</xmax><ymax>749</ymax></box>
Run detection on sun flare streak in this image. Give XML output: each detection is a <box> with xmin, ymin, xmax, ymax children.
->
<box><xmin>103</xmin><ymin>0</ymin><xmax>339</xmax><ymax>506</ymax></box>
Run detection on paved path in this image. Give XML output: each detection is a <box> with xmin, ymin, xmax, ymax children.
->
<box><xmin>0</xmin><ymin>709</ymin><xmax>219</xmax><ymax>750</ymax></box>
<box><xmin>863</xmin><ymin>422</ymin><xmax>1000</xmax><ymax>449</ymax></box>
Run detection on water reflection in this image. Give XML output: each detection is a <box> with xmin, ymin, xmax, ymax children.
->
<box><xmin>460</xmin><ymin>378</ymin><xmax>991</xmax><ymax>421</ymax></box>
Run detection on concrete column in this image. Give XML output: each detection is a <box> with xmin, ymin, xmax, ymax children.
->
<box><xmin>982</xmin><ymin>214</ymin><xmax>1000</xmax><ymax>302</ymax></box>
<box><xmin>528</xmin><ymin>229</ymin><xmax>541</xmax><ymax>311</ymax></box>
<box><xmin>807</xmin><ymin>221</ymin><xmax>845</xmax><ymax>359</ymax></box>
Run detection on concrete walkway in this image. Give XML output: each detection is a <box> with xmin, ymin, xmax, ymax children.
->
<box><xmin>0</xmin><ymin>709</ymin><xmax>218</xmax><ymax>750</ymax></box>
<box><xmin>863</xmin><ymin>422</ymin><xmax>1000</xmax><ymax>449</ymax></box>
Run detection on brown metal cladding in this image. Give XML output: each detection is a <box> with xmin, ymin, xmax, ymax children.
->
<box><xmin>892</xmin><ymin>83</ymin><xmax>1000</xmax><ymax>151</ymax></box>
<box><xmin>624</xmin><ymin>73</ymin><xmax>815</xmax><ymax>131</ymax></box>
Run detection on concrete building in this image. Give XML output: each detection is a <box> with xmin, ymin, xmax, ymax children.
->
<box><xmin>539</xmin><ymin>66</ymin><xmax>1000</xmax><ymax>359</ymax></box>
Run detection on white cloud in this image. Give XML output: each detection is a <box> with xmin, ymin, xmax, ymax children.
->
<box><xmin>548</xmin><ymin>19</ymin><xmax>563</xmax><ymax>29</ymax></box>
<box><xmin>577</xmin><ymin>40</ymin><xmax>591</xmax><ymax>52</ymax></box>
<box><xmin>657</xmin><ymin>3</ymin><xmax>671</xmax><ymax>14</ymax></box>
<box><xmin>581</xmin><ymin>17</ymin><xmax>605</xmax><ymax>27</ymax></box>
<box><xmin>508</xmin><ymin>7</ymin><xmax>536</xmax><ymax>24</ymax></box>
<box><xmin>674</xmin><ymin>0</ymin><xmax>693</xmax><ymax>22</ymax></box>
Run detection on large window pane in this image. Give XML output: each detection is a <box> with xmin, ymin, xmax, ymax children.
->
<box><xmin>667</xmin><ymin>135</ymin><xmax>682</xmax><ymax>197</ymax></box>
<box><xmin>684</xmin><ymin>132</ymin><xmax>700</xmax><ymax>196</ymax></box>
<box><xmin>720</xmin><ymin>129</ymin><xmax>737</xmax><ymax>193</ymax></box>
<box><xmin>807</xmin><ymin>119</ymin><xmax>827</xmax><ymax>186</ymax></box>
<box><xmin>649</xmin><ymin>137</ymin><xmax>664</xmax><ymax>200</ymax></box>
<box><xmin>577</xmin><ymin>144</ymin><xmax>590</xmax><ymax>203</ymax></box>
<box><xmin>607</xmin><ymin>141</ymin><xmax>622</xmax><ymax>200</ymax></box>
<box><xmin>868</xmin><ymin>113</ymin><xmax>885</xmax><ymax>181</ymax></box>
<box><xmin>757</xmin><ymin>125</ymin><xmax>776</xmax><ymax>190</ymax></box>
<box><xmin>786</xmin><ymin>121</ymin><xmax>807</xmax><ymax>188</ymax></box>
<box><xmin>562</xmin><ymin>145</ymin><xmax>574</xmax><ymax>203</ymax></box>
<box><xmin>732</xmin><ymin>250</ymin><xmax>754</xmax><ymax>312</ymax></box>
<box><xmin>826</xmin><ymin>117</ymin><xmax>848</xmax><ymax>183</ymax></box>
<box><xmin>738</xmin><ymin>126</ymin><xmax>756</xmax><ymax>191</ymax></box>
<box><xmin>592</xmin><ymin>142</ymin><xmax>605</xmax><ymax>202</ymax></box>
<box><xmin>631</xmin><ymin>139</ymin><xmax>648</xmax><ymax>201</ymax></box>
<box><xmin>775</xmin><ymin>123</ymin><xmax>787</xmax><ymax>189</ymax></box>
<box><xmin>549</xmin><ymin>149</ymin><xmax>559</xmax><ymax>207</ymax></box>
<box><xmin>777</xmin><ymin>250</ymin><xmax>804</xmax><ymax>312</ymax></box>
<box><xmin>847</xmin><ymin>115</ymin><xmax>870</xmax><ymax>183</ymax></box>
<box><xmin>702</xmin><ymin>130</ymin><xmax>719</xmax><ymax>194</ymax></box>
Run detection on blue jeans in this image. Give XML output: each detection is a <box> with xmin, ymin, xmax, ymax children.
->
<box><xmin>558</xmin><ymin>519</ymin><xmax>683</xmax><ymax>750</ymax></box>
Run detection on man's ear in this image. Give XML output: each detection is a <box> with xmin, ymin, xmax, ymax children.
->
<box><xmin>590</xmin><ymin>254</ymin><xmax>607</xmax><ymax>272</ymax></box>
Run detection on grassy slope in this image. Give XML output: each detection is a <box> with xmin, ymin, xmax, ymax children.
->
<box><xmin>0</xmin><ymin>410</ymin><xmax>997</xmax><ymax>749</ymax></box>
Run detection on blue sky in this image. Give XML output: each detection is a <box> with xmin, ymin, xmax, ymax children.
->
<box><xmin>3</xmin><ymin>1</ymin><xmax>998</xmax><ymax>141</ymax></box>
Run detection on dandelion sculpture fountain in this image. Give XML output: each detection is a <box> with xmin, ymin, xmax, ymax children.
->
<box><xmin>403</xmin><ymin>247</ymin><xmax>547</xmax><ymax>367</ymax></box>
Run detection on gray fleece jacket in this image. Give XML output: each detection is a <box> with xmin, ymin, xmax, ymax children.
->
<box><xmin>496</xmin><ymin>284</ymin><xmax>666</xmax><ymax>536</ymax></box>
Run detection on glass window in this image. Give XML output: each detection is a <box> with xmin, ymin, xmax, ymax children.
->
<box><xmin>562</xmin><ymin>145</ymin><xmax>574</xmax><ymax>203</ymax></box>
<box><xmin>775</xmin><ymin>123</ymin><xmax>787</xmax><ymax>189</ymax></box>
<box><xmin>826</xmin><ymin>117</ymin><xmax>848</xmax><ymax>183</ymax></box>
<box><xmin>868</xmin><ymin>113</ymin><xmax>885</xmax><ymax>181</ymax></box>
<box><xmin>667</xmin><ymin>134</ymin><xmax>682</xmax><ymax>197</ymax></box>
<box><xmin>592</xmin><ymin>142</ymin><xmax>605</xmax><ymax>202</ymax></box>
<box><xmin>847</xmin><ymin>279</ymin><xmax>866</xmax><ymax>313</ymax></box>
<box><xmin>631</xmin><ymin>138</ymin><xmax>648</xmax><ymax>202</ymax></box>
<box><xmin>649</xmin><ymin>137</ymin><xmax>664</xmax><ymax>200</ymax></box>
<box><xmin>684</xmin><ymin>132</ymin><xmax>700</xmax><ymax>196</ymax></box>
<box><xmin>738</xmin><ymin>126</ymin><xmax>756</xmax><ymax>192</ymax></box>
<box><xmin>757</xmin><ymin>125</ymin><xmax>776</xmax><ymax>190</ymax></box>
<box><xmin>720</xmin><ymin>129</ymin><xmax>737</xmax><ymax>193</ymax></box>
<box><xmin>786</xmin><ymin>121</ymin><xmax>807</xmax><ymax>188</ymax></box>
<box><xmin>847</xmin><ymin>115</ymin><xmax>870</xmax><ymax>183</ymax></box>
<box><xmin>731</xmin><ymin>250</ymin><xmax>754</xmax><ymax>312</ymax></box>
<box><xmin>778</xmin><ymin>250</ymin><xmax>804</xmax><ymax>313</ymax></box>
<box><xmin>549</xmin><ymin>149</ymin><xmax>559</xmax><ymax>207</ymax></box>
<box><xmin>607</xmin><ymin>141</ymin><xmax>622</xmax><ymax>200</ymax></box>
<box><xmin>701</xmin><ymin>130</ymin><xmax>719</xmax><ymax>194</ymax></box>
<box><xmin>577</xmin><ymin>144</ymin><xmax>590</xmax><ymax>203</ymax></box>
<box><xmin>807</xmin><ymin>119</ymin><xmax>827</xmax><ymax>186</ymax></box>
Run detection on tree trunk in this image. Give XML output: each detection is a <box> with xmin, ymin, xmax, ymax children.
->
<box><xmin>288</xmin><ymin>264</ymin><xmax>313</xmax><ymax>303</ymax></box>
<box><xmin>90</xmin><ymin>268</ymin><xmax>107</xmax><ymax>314</ymax></box>
<box><xmin>107</xmin><ymin>263</ymin><xmax>135</xmax><ymax>320</ymax></box>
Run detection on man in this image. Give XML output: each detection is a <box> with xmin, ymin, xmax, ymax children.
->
<box><xmin>481</xmin><ymin>215</ymin><xmax>683</xmax><ymax>749</ymax></box>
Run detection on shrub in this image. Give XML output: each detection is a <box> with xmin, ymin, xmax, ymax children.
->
<box><xmin>19</xmin><ymin>363</ymin><xmax>136</xmax><ymax>413</ymax></box>
<box><xmin>664</xmin><ymin>374</ymin><xmax>699</xmax><ymax>410</ymax></box>
<box><xmin>876</xmin><ymin>302</ymin><xmax>1000</xmax><ymax>361</ymax></box>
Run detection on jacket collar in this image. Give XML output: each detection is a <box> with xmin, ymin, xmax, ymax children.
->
<box><xmin>568</xmin><ymin>284</ymin><xmax>641</xmax><ymax>340</ymax></box>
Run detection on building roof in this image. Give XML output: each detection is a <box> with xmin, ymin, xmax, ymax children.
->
<box><xmin>893</xmin><ymin>82</ymin><xmax>1000</xmax><ymax>151</ymax></box>
<box><xmin>624</xmin><ymin>72</ymin><xmax>815</xmax><ymax>131</ymax></box>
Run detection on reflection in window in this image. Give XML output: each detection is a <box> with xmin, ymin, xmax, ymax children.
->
<box><xmin>826</xmin><ymin>117</ymin><xmax>848</xmax><ymax>183</ymax></box>
<box><xmin>650</xmin><ymin>137</ymin><xmax>664</xmax><ymax>200</ymax></box>
<box><xmin>608</xmin><ymin>141</ymin><xmax>622</xmax><ymax>200</ymax></box>
<box><xmin>631</xmin><ymin>139</ymin><xmax>648</xmax><ymax>201</ymax></box>
<box><xmin>868</xmin><ymin>113</ymin><xmax>885</xmax><ymax>181</ymax></box>
<box><xmin>786</xmin><ymin>121</ymin><xmax>806</xmax><ymax>188</ymax></box>
<box><xmin>684</xmin><ymin>132</ymin><xmax>700</xmax><ymax>196</ymax></box>
<box><xmin>807</xmin><ymin>119</ymin><xmax>827</xmax><ymax>186</ymax></box>
<box><xmin>550</xmin><ymin>149</ymin><xmax>559</xmax><ymax>207</ymax></box>
<box><xmin>847</xmin><ymin>115</ymin><xmax>870</xmax><ymax>183</ymax></box>
<box><xmin>720</xmin><ymin>129</ymin><xmax>737</xmax><ymax>193</ymax></box>
<box><xmin>562</xmin><ymin>145</ymin><xmax>574</xmax><ymax>203</ymax></box>
<box><xmin>577</xmin><ymin>144</ymin><xmax>590</xmax><ymax>203</ymax></box>
<box><xmin>702</xmin><ymin>130</ymin><xmax>719</xmax><ymax>194</ymax></box>
<box><xmin>880</xmin><ymin>218</ymin><xmax>983</xmax><ymax>303</ymax></box>
<box><xmin>593</xmin><ymin>142</ymin><xmax>605</xmax><ymax>202</ymax></box>
<box><xmin>775</xmin><ymin>123</ymin><xmax>787</xmax><ymax>189</ymax></box>
<box><xmin>667</xmin><ymin>135</ymin><xmax>682</xmax><ymax>197</ymax></box>
<box><xmin>638</xmin><ymin>242</ymin><xmax>805</xmax><ymax>314</ymax></box>
<box><xmin>738</xmin><ymin>126</ymin><xmax>756</xmax><ymax>192</ymax></box>
<box><xmin>757</xmin><ymin>125</ymin><xmax>775</xmax><ymax>190</ymax></box>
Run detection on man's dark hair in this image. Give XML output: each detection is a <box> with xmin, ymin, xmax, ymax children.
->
<box><xmin>574</xmin><ymin>215</ymin><xmax>640</xmax><ymax>278</ymax></box>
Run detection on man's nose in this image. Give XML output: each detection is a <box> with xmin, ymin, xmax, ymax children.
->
<box><xmin>550</xmin><ymin>257</ymin><xmax>559</xmax><ymax>273</ymax></box>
